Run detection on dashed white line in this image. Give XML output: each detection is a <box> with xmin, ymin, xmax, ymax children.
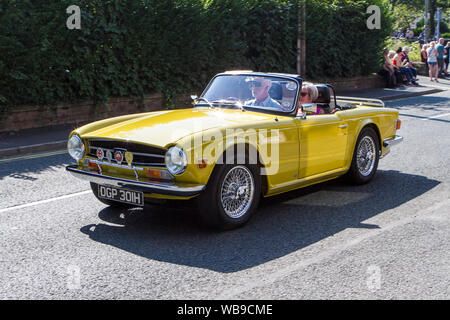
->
<box><xmin>421</xmin><ymin>112</ymin><xmax>450</xmax><ymax>121</ymax></box>
<box><xmin>0</xmin><ymin>190</ymin><xmax>91</xmax><ymax>214</ymax></box>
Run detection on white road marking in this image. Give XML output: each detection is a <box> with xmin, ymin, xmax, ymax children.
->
<box><xmin>0</xmin><ymin>150</ymin><xmax>67</xmax><ymax>164</ymax></box>
<box><xmin>0</xmin><ymin>190</ymin><xmax>91</xmax><ymax>213</ymax></box>
<box><xmin>426</xmin><ymin>112</ymin><xmax>450</xmax><ymax>119</ymax></box>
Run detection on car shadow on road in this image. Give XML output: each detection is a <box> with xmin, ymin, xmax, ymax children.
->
<box><xmin>80</xmin><ymin>170</ymin><xmax>440</xmax><ymax>273</ymax></box>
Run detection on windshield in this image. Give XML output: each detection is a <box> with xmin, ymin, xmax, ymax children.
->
<box><xmin>199</xmin><ymin>75</ymin><xmax>299</xmax><ymax>113</ymax></box>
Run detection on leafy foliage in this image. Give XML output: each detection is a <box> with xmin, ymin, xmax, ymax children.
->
<box><xmin>0</xmin><ymin>0</ymin><xmax>392</xmax><ymax>111</ymax></box>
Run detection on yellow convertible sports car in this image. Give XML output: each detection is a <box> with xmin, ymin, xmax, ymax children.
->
<box><xmin>66</xmin><ymin>71</ymin><xmax>403</xmax><ymax>229</ymax></box>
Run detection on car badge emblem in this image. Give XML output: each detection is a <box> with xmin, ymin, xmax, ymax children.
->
<box><xmin>105</xmin><ymin>150</ymin><xmax>112</xmax><ymax>162</ymax></box>
<box><xmin>125</xmin><ymin>152</ymin><xmax>133</xmax><ymax>166</ymax></box>
<box><xmin>96</xmin><ymin>148</ymin><xmax>104</xmax><ymax>160</ymax></box>
<box><xmin>114</xmin><ymin>150</ymin><xmax>123</xmax><ymax>163</ymax></box>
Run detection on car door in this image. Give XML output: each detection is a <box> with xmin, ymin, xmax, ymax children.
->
<box><xmin>257</xmin><ymin>117</ymin><xmax>300</xmax><ymax>189</ymax></box>
<box><xmin>295</xmin><ymin>113</ymin><xmax>349</xmax><ymax>179</ymax></box>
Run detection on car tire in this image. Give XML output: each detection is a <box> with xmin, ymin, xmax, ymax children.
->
<box><xmin>346</xmin><ymin>126</ymin><xmax>380</xmax><ymax>185</ymax></box>
<box><xmin>90</xmin><ymin>182</ymin><xmax>133</xmax><ymax>207</ymax></box>
<box><xmin>198</xmin><ymin>160</ymin><xmax>261</xmax><ymax>230</ymax></box>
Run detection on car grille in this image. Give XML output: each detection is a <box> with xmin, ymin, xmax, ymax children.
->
<box><xmin>87</xmin><ymin>139</ymin><xmax>166</xmax><ymax>167</ymax></box>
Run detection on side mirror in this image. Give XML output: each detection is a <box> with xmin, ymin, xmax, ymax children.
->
<box><xmin>301</xmin><ymin>103</ymin><xmax>318</xmax><ymax>114</ymax></box>
<box><xmin>295</xmin><ymin>105</ymin><xmax>306</xmax><ymax>119</ymax></box>
<box><xmin>190</xmin><ymin>95</ymin><xmax>198</xmax><ymax>106</ymax></box>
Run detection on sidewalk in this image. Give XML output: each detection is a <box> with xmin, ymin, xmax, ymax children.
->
<box><xmin>339</xmin><ymin>75</ymin><xmax>449</xmax><ymax>100</ymax></box>
<box><xmin>0</xmin><ymin>75</ymin><xmax>448</xmax><ymax>160</ymax></box>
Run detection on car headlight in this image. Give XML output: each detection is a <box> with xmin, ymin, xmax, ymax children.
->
<box><xmin>67</xmin><ymin>135</ymin><xmax>85</xmax><ymax>161</ymax></box>
<box><xmin>165</xmin><ymin>147</ymin><xmax>187</xmax><ymax>175</ymax></box>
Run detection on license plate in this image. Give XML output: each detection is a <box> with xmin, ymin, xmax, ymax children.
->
<box><xmin>98</xmin><ymin>185</ymin><xmax>144</xmax><ymax>206</ymax></box>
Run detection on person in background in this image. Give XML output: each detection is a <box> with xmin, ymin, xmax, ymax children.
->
<box><xmin>444</xmin><ymin>41</ymin><xmax>450</xmax><ymax>74</ymax></box>
<box><xmin>427</xmin><ymin>41</ymin><xmax>439</xmax><ymax>82</ymax></box>
<box><xmin>421</xmin><ymin>44</ymin><xmax>429</xmax><ymax>63</ymax></box>
<box><xmin>436</xmin><ymin>38</ymin><xmax>448</xmax><ymax>77</ymax></box>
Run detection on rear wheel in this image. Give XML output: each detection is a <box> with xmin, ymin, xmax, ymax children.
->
<box><xmin>198</xmin><ymin>162</ymin><xmax>261</xmax><ymax>230</ymax></box>
<box><xmin>346</xmin><ymin>127</ymin><xmax>380</xmax><ymax>185</ymax></box>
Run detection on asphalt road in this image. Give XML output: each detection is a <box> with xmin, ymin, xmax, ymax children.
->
<box><xmin>0</xmin><ymin>90</ymin><xmax>449</xmax><ymax>300</ymax></box>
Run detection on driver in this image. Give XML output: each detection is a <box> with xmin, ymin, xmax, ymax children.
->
<box><xmin>245</xmin><ymin>77</ymin><xmax>281</xmax><ymax>109</ymax></box>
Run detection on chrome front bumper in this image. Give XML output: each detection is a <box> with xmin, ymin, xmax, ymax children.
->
<box><xmin>66</xmin><ymin>165</ymin><xmax>205</xmax><ymax>197</ymax></box>
<box><xmin>381</xmin><ymin>135</ymin><xmax>403</xmax><ymax>158</ymax></box>
<box><xmin>383</xmin><ymin>135</ymin><xmax>403</xmax><ymax>148</ymax></box>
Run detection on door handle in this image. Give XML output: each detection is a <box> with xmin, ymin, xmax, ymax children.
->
<box><xmin>338</xmin><ymin>124</ymin><xmax>348</xmax><ymax>128</ymax></box>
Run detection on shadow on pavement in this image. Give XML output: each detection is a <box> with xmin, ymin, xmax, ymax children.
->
<box><xmin>80</xmin><ymin>170</ymin><xmax>440</xmax><ymax>273</ymax></box>
<box><xmin>386</xmin><ymin>96</ymin><xmax>450</xmax><ymax>110</ymax></box>
<box><xmin>0</xmin><ymin>153</ymin><xmax>72</xmax><ymax>180</ymax></box>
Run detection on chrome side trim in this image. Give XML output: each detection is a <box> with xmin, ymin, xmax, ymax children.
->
<box><xmin>66</xmin><ymin>165</ymin><xmax>205</xmax><ymax>196</ymax></box>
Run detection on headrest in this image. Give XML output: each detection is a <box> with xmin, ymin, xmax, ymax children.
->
<box><xmin>315</xmin><ymin>85</ymin><xmax>330</xmax><ymax>104</ymax></box>
<box><xmin>269</xmin><ymin>82</ymin><xmax>282</xmax><ymax>100</ymax></box>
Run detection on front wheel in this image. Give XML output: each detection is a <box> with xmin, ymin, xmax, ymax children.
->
<box><xmin>198</xmin><ymin>163</ymin><xmax>261</xmax><ymax>230</ymax></box>
<box><xmin>346</xmin><ymin>127</ymin><xmax>380</xmax><ymax>185</ymax></box>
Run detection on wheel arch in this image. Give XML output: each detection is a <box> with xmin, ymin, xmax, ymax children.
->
<box><xmin>351</xmin><ymin>120</ymin><xmax>382</xmax><ymax>157</ymax></box>
<box><xmin>210</xmin><ymin>142</ymin><xmax>269</xmax><ymax>196</ymax></box>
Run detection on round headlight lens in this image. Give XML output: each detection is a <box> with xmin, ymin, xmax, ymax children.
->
<box><xmin>67</xmin><ymin>135</ymin><xmax>85</xmax><ymax>161</ymax></box>
<box><xmin>165</xmin><ymin>147</ymin><xmax>187</xmax><ymax>175</ymax></box>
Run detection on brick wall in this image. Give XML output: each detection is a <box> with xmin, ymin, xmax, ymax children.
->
<box><xmin>0</xmin><ymin>94</ymin><xmax>166</xmax><ymax>133</ymax></box>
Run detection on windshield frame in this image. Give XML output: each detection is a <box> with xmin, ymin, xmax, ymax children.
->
<box><xmin>198</xmin><ymin>72</ymin><xmax>303</xmax><ymax>117</ymax></box>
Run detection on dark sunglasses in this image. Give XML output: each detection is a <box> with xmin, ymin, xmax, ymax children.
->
<box><xmin>300</xmin><ymin>92</ymin><xmax>309</xmax><ymax>97</ymax></box>
<box><xmin>247</xmin><ymin>81</ymin><xmax>262</xmax><ymax>88</ymax></box>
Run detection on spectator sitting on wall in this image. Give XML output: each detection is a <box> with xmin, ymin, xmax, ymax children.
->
<box><xmin>393</xmin><ymin>47</ymin><xmax>416</xmax><ymax>85</ymax></box>
<box><xmin>389</xmin><ymin>50</ymin><xmax>408</xmax><ymax>85</ymax></box>
<box><xmin>378</xmin><ymin>48</ymin><xmax>397</xmax><ymax>88</ymax></box>
<box><xmin>401</xmin><ymin>47</ymin><xmax>419</xmax><ymax>82</ymax></box>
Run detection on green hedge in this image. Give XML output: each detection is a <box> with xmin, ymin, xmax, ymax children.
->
<box><xmin>0</xmin><ymin>0</ymin><xmax>392</xmax><ymax>111</ymax></box>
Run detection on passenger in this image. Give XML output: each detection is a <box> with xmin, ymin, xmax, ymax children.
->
<box><xmin>245</xmin><ymin>77</ymin><xmax>281</xmax><ymax>108</ymax></box>
<box><xmin>299</xmin><ymin>82</ymin><xmax>324</xmax><ymax>115</ymax></box>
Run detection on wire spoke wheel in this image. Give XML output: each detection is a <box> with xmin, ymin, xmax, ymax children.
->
<box><xmin>356</xmin><ymin>136</ymin><xmax>376</xmax><ymax>177</ymax></box>
<box><xmin>220</xmin><ymin>165</ymin><xmax>255</xmax><ymax>219</ymax></box>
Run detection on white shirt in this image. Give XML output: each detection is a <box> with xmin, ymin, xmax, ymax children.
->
<box><xmin>427</xmin><ymin>47</ymin><xmax>437</xmax><ymax>63</ymax></box>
